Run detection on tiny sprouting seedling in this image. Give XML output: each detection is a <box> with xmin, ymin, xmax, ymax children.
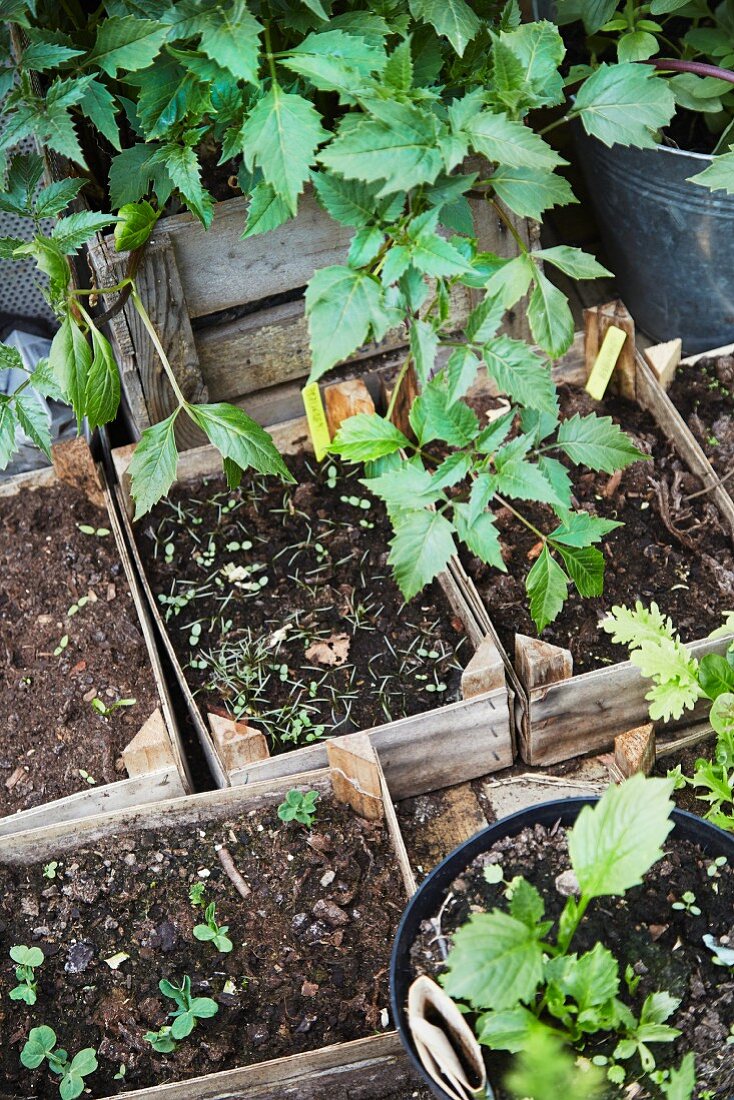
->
<box><xmin>188</xmin><ymin>881</ymin><xmax>206</xmax><ymax>908</ymax></box>
<box><xmin>164</xmin><ymin>542</ymin><xmax>175</xmax><ymax>563</ymax></box>
<box><xmin>156</xmin><ymin>976</ymin><xmax>218</xmax><ymax>1040</ymax></box>
<box><xmin>672</xmin><ymin>891</ymin><xmax>702</xmax><ymax>917</ymax></box>
<box><xmin>113</xmin><ymin>1064</ymin><xmax>126</xmax><ymax>1081</ymax></box>
<box><xmin>43</xmin><ymin>861</ymin><xmax>59</xmax><ymax>880</ymax></box>
<box><xmin>277</xmin><ymin>788</ymin><xmax>319</xmax><ymax>827</ymax></box>
<box><xmin>193</xmin><ymin>902</ymin><xmax>234</xmax><ymax>954</ymax></box>
<box><xmin>90</xmin><ymin>697</ymin><xmax>136</xmax><ymax>718</ymax></box>
<box><xmin>76</xmin><ymin>524</ymin><xmax>109</xmax><ymax>538</ymax></box>
<box><xmin>20</xmin><ymin>1026</ymin><xmax>97</xmax><ymax>1100</ymax></box>
<box><xmin>9</xmin><ymin>945</ymin><xmax>44</xmax><ymax>1005</ymax></box>
<box><xmin>53</xmin><ymin>634</ymin><xmax>69</xmax><ymax>657</ymax></box>
<box><xmin>143</xmin><ymin>1025</ymin><xmax>177</xmax><ymax>1054</ymax></box>
<box><xmin>66</xmin><ymin>595</ymin><xmax>89</xmax><ymax>618</ymax></box>
<box><xmin>78</xmin><ymin>769</ymin><xmax>96</xmax><ymax>785</ymax></box>
<box><xmin>325</xmin><ymin>464</ymin><xmax>338</xmax><ymax>490</ymax></box>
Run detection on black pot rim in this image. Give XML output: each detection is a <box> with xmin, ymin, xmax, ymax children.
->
<box><xmin>389</xmin><ymin>796</ymin><xmax>734</xmax><ymax>1100</ymax></box>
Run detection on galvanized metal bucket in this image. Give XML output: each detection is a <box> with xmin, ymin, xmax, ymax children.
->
<box><xmin>573</xmin><ymin>124</ymin><xmax>734</xmax><ymax>354</ymax></box>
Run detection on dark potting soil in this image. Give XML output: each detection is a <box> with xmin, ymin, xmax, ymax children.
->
<box><xmin>137</xmin><ymin>455</ymin><xmax>468</xmax><ymax>750</ymax></box>
<box><xmin>463</xmin><ymin>385</ymin><xmax>734</xmax><ymax>671</ymax></box>
<box><xmin>0</xmin><ymin>481</ymin><xmax>160</xmax><ymax>815</ymax></box>
<box><xmin>0</xmin><ymin>794</ymin><xmax>404</xmax><ymax>1096</ymax></box>
<box><xmin>410</xmin><ymin>823</ymin><xmax>734</xmax><ymax>1099</ymax></box>
<box><xmin>667</xmin><ymin>356</ymin><xmax>734</xmax><ymax>502</ymax></box>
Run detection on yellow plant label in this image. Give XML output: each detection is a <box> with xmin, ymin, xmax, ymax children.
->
<box><xmin>301</xmin><ymin>382</ymin><xmax>331</xmax><ymax>461</ymax></box>
<box><xmin>585</xmin><ymin>325</ymin><xmax>628</xmax><ymax>401</ymax></box>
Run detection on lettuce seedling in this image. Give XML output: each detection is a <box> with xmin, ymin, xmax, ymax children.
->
<box><xmin>157</xmin><ymin>976</ymin><xmax>218</xmax><ymax>1040</ymax></box>
<box><xmin>441</xmin><ymin>775</ymin><xmax>684</xmax><ymax>1091</ymax></box>
<box><xmin>20</xmin><ymin>1026</ymin><xmax>97</xmax><ymax>1100</ymax></box>
<box><xmin>604</xmin><ymin>603</ymin><xmax>734</xmax><ymax>830</ymax></box>
<box><xmin>193</xmin><ymin>902</ymin><xmax>234</xmax><ymax>954</ymax></box>
<box><xmin>9</xmin><ymin>945</ymin><xmax>44</xmax><ymax>1005</ymax></box>
<box><xmin>277</xmin><ymin>788</ymin><xmax>319</xmax><ymax>827</ymax></box>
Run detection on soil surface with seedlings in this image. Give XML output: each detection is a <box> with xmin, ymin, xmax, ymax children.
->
<box><xmin>0</xmin><ymin>481</ymin><xmax>160</xmax><ymax>815</ymax></box>
<box><xmin>464</xmin><ymin>385</ymin><xmax>734</xmax><ymax>672</ymax></box>
<box><xmin>410</xmin><ymin>823</ymin><xmax>734</xmax><ymax>1099</ymax></box>
<box><xmin>0</xmin><ymin>793</ymin><xmax>405</xmax><ymax>1096</ymax></box>
<box><xmin>668</xmin><ymin>355</ymin><xmax>734</xmax><ymax>502</ymax></box>
<box><xmin>137</xmin><ymin>456</ymin><xmax>467</xmax><ymax>750</ymax></box>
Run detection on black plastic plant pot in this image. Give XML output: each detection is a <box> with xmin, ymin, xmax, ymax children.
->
<box><xmin>389</xmin><ymin>797</ymin><xmax>734</xmax><ymax>1100</ymax></box>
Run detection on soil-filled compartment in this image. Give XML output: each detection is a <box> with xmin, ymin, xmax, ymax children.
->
<box><xmin>0</xmin><ymin>789</ymin><xmax>406</xmax><ymax>1096</ymax></box>
<box><xmin>463</xmin><ymin>384</ymin><xmax>734</xmax><ymax>673</ymax></box>
<box><xmin>409</xmin><ymin>821</ymin><xmax>734</xmax><ymax>1098</ymax></box>
<box><xmin>0</xmin><ymin>479</ymin><xmax>161</xmax><ymax>816</ymax></box>
<box><xmin>136</xmin><ymin>454</ymin><xmax>469</xmax><ymax>754</ymax></box>
<box><xmin>667</xmin><ymin>354</ymin><xmax>734</xmax><ymax>504</ymax></box>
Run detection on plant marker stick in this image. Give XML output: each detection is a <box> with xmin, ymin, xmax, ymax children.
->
<box><xmin>586</xmin><ymin>325</ymin><xmax>628</xmax><ymax>401</ymax></box>
<box><xmin>301</xmin><ymin>382</ymin><xmax>331</xmax><ymax>461</ymax></box>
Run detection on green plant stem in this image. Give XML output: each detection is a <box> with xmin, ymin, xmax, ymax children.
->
<box><xmin>264</xmin><ymin>23</ymin><xmax>278</xmax><ymax>84</ymax></box>
<box><xmin>494</xmin><ymin>493</ymin><xmax>547</xmax><ymax>542</ymax></box>
<box><xmin>385</xmin><ymin>352</ymin><xmax>413</xmax><ymax>423</ymax></box>
<box><xmin>490</xmin><ymin>199</ymin><xmax>528</xmax><ymax>253</ymax></box>
<box><xmin>556</xmin><ymin>894</ymin><xmax>592</xmax><ymax>954</ymax></box>
<box><xmin>128</xmin><ymin>285</ymin><xmax>188</xmax><ymax>407</ymax></box>
<box><xmin>538</xmin><ymin>114</ymin><xmax>574</xmax><ymax>137</ymax></box>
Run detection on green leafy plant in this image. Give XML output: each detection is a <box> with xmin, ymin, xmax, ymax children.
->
<box><xmin>188</xmin><ymin>881</ymin><xmax>206</xmax><ymax>907</ymax></box>
<box><xmin>43</xmin><ymin>860</ymin><xmax>58</xmax><ymax>879</ymax></box>
<box><xmin>440</xmin><ymin>775</ymin><xmax>692</xmax><ymax>1091</ymax></box>
<box><xmin>152</xmin><ymin>975</ymin><xmax>218</xmax><ymax>1044</ymax></box>
<box><xmin>90</xmin><ymin>695</ymin><xmax>136</xmax><ymax>717</ymax></box>
<box><xmin>277</xmin><ymin>787</ymin><xmax>319</xmax><ymax>827</ymax></box>
<box><xmin>603</xmin><ymin>602</ymin><xmax>734</xmax><ymax>830</ymax></box>
<box><xmin>557</xmin><ymin>0</ymin><xmax>734</xmax><ymax>194</ymax></box>
<box><xmin>20</xmin><ymin>1026</ymin><xmax>97</xmax><ymax>1100</ymax></box>
<box><xmin>193</xmin><ymin>901</ymin><xmax>234</xmax><ymax>953</ymax></box>
<box><xmin>8</xmin><ymin>945</ymin><xmax>44</xmax><ymax>1006</ymax></box>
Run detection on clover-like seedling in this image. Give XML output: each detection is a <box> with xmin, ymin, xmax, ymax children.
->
<box><xmin>9</xmin><ymin>945</ymin><xmax>44</xmax><ymax>1005</ymax></box>
<box><xmin>158</xmin><ymin>975</ymin><xmax>218</xmax><ymax>1040</ymax></box>
<box><xmin>193</xmin><ymin>902</ymin><xmax>233</xmax><ymax>954</ymax></box>
<box><xmin>277</xmin><ymin>788</ymin><xmax>319</xmax><ymax>827</ymax></box>
<box><xmin>43</xmin><ymin>861</ymin><xmax>59</xmax><ymax>880</ymax></box>
<box><xmin>188</xmin><ymin>881</ymin><xmax>206</xmax><ymax>908</ymax></box>
<box><xmin>672</xmin><ymin>890</ymin><xmax>701</xmax><ymax>916</ymax></box>
<box><xmin>144</xmin><ymin>1025</ymin><xmax>177</xmax><ymax>1054</ymax></box>
<box><xmin>20</xmin><ymin>1026</ymin><xmax>97</xmax><ymax>1100</ymax></box>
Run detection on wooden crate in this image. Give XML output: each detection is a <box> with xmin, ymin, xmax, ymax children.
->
<box><xmin>0</xmin><ymin>754</ymin><xmax>419</xmax><ymax>1099</ymax></box>
<box><xmin>86</xmin><ymin>175</ymin><xmax>537</xmax><ymax>446</ymax></box>
<box><xmin>108</xmin><ymin>405</ymin><xmax>515</xmax><ymax>799</ymax></box>
<box><xmin>457</xmin><ymin>334</ymin><xmax>734</xmax><ymax>766</ymax></box>
<box><xmin>0</xmin><ymin>443</ymin><xmax>190</xmax><ymax>835</ymax></box>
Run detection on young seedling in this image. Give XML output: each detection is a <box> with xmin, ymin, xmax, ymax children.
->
<box><xmin>90</xmin><ymin>696</ymin><xmax>136</xmax><ymax>718</ymax></box>
<box><xmin>188</xmin><ymin>881</ymin><xmax>206</xmax><ymax>908</ymax></box>
<box><xmin>43</xmin><ymin>860</ymin><xmax>59</xmax><ymax>880</ymax></box>
<box><xmin>144</xmin><ymin>1025</ymin><xmax>177</xmax><ymax>1054</ymax></box>
<box><xmin>672</xmin><ymin>891</ymin><xmax>702</xmax><ymax>917</ymax></box>
<box><xmin>53</xmin><ymin>634</ymin><xmax>68</xmax><ymax>657</ymax></box>
<box><xmin>193</xmin><ymin>902</ymin><xmax>233</xmax><ymax>954</ymax></box>
<box><xmin>155</xmin><ymin>976</ymin><xmax>218</xmax><ymax>1041</ymax></box>
<box><xmin>76</xmin><ymin>524</ymin><xmax>109</xmax><ymax>538</ymax></box>
<box><xmin>20</xmin><ymin>1026</ymin><xmax>97</xmax><ymax>1100</ymax></box>
<box><xmin>9</xmin><ymin>945</ymin><xmax>44</xmax><ymax>1005</ymax></box>
<box><xmin>277</xmin><ymin>788</ymin><xmax>319</xmax><ymax>827</ymax></box>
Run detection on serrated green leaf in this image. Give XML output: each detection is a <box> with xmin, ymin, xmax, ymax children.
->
<box><xmin>407</xmin><ymin>213</ymin><xmax>473</xmax><ymax>277</ymax></box>
<box><xmin>443</xmin><ymin>909</ymin><xmax>544</xmax><ymax>1010</ymax></box>
<box><xmin>79</xmin><ymin>77</ymin><xmax>121</xmax><ymax>150</ymax></box>
<box><xmin>555</xmin><ymin>543</ymin><xmax>605</xmax><ymax>597</ymax></box>
<box><xmin>557</xmin><ymin>413</ymin><xmax>645</xmax><ymax>472</ymax></box>
<box><xmin>30</xmin><ymin>358</ymin><xmax>66</xmax><ymax>402</ymax></box>
<box><xmin>0</xmin><ymin>236</ymin><xmax>24</xmax><ymax>258</ymax></box>
<box><xmin>495</xmin><ymin>455</ymin><xmax>563</xmax><ymax>507</ymax></box>
<box><xmin>475</xmin><ymin>410</ymin><xmax>515</xmax><ymax>455</ymax></box>
<box><xmin>660</xmin><ymin>1054</ymin><xmax>696</xmax><ymax>1100</ymax></box>
<box><xmin>483</xmin><ymin>335</ymin><xmax>558</xmax><ymax>416</ymax></box>
<box><xmin>618</xmin><ymin>30</ymin><xmax>659</xmax><ymax>62</ymax></box>
<box><xmin>455</xmin><ymin>107</ymin><xmax>564</xmax><ymax>170</ymax></box>
<box><xmin>0</xmin><ymin>343</ymin><xmax>23</xmax><ymax>371</ymax></box>
<box><xmin>108</xmin><ymin>144</ymin><xmax>173</xmax><ymax>210</ymax></box>
<box><xmin>432</xmin><ymin>452</ymin><xmax>472</xmax><ymax>490</ymax></box>
<box><xmin>0</xmin><ymin>401</ymin><xmax>18</xmax><ymax>471</ymax></box>
<box><xmin>114</xmin><ymin>200</ymin><xmax>158</xmax><ymax>252</ymax></box>
<box><xmin>15</xmin><ymin>391</ymin><xmax>51</xmax><ymax>459</ymax></box>
<box><xmin>187</xmin><ymin>403</ymin><xmax>293</xmax><ymax>482</ymax></box>
<box><xmin>569</xmin><ymin>773</ymin><xmax>675</xmax><ymax>898</ymax></box>
<box><xmin>149</xmin><ymin>144</ymin><xmax>212</xmax><ymax>226</ymax></box>
<box><xmin>85</xmin><ymin>328</ymin><xmax>120</xmax><ymax>430</ymax></box>
<box><xmin>22</xmin><ymin>39</ymin><xmax>83</xmax><ymax>70</ymax></box>
<box><xmin>537</xmin><ymin>456</ymin><xmax>572</xmax><ymax>508</ymax></box>
<box><xmin>526</xmin><ymin>545</ymin><xmax>568</xmax><ymax>632</ymax></box>
<box><xmin>306</xmin><ymin>265</ymin><xmax>396</xmax><ymax>381</ymax></box>
<box><xmin>412</xmin><ymin>385</ymin><xmax>479</xmax><ymax>447</ymax></box>
<box><xmin>446</xmin><ymin>345</ymin><xmax>480</xmax><ymax>405</ymax></box>
<box><xmin>384</xmin><ymin>38</ymin><xmax>413</xmax><ymax>90</ymax></box>
<box><xmin>283</xmin><ymin>29</ymin><xmax>385</xmax><ymax>93</ymax></box>
<box><xmin>689</xmin><ymin>151</ymin><xmax>734</xmax><ymax>195</ymax></box>
<box><xmin>128</xmin><ymin>412</ymin><xmax>180</xmax><ymax>520</ymax></box>
<box><xmin>199</xmin><ymin>0</ymin><xmax>262</xmax><ymax>84</ymax></box>
<box><xmin>34</xmin><ymin>178</ymin><xmax>85</xmax><ymax>219</ymax></box>
<box><xmin>466</xmin><ymin>296</ymin><xmax>505</xmax><ymax>343</ymax></box>
<box><xmin>365</xmin><ymin>462</ymin><xmax>445</xmax><ymax>510</ymax></box>
<box><xmin>348</xmin><ymin>225</ymin><xmax>384</xmax><ymax>267</ymax></box>
<box><xmin>133</xmin><ymin>56</ymin><xmax>197</xmax><ymax>140</ymax></box>
<box><xmin>242</xmin><ymin>84</ymin><xmax>327</xmax><ymax>215</ymax></box>
<box><xmin>535</xmin><ymin>245</ymin><xmax>611</xmax><ymax>280</ymax></box>
<box><xmin>388</xmin><ymin>508</ymin><xmax>456</xmax><ymax>599</ymax></box>
<box><xmin>409</xmin><ymin>0</ymin><xmax>481</xmax><ymax>56</ymax></box>
<box><xmin>313</xmin><ymin>173</ymin><xmax>388</xmax><ymax>227</ymax></box>
<box><xmin>488</xmin><ymin>165</ymin><xmax>577</xmax><ymax>220</ymax></box>
<box><xmin>49</xmin><ymin>317</ymin><xmax>92</xmax><ymax>430</ymax></box>
<box><xmin>527</xmin><ymin>268</ymin><xmax>574</xmax><ymax>358</ymax></box>
<box><xmin>410</xmin><ymin>318</ymin><xmax>439</xmax><ymax>387</ymax></box>
<box><xmin>549</xmin><ymin>511</ymin><xmax>622</xmax><ymax>547</ymax></box>
<box><xmin>573</xmin><ymin>63</ymin><xmax>675</xmax><ymax>149</ymax></box>
<box><xmin>319</xmin><ymin>101</ymin><xmax>444</xmax><ymax>197</ymax></box>
<box><xmin>476</xmin><ymin>1005</ymin><xmax>539</xmax><ymax>1053</ymax></box>
<box><xmin>51</xmin><ymin>211</ymin><xmax>117</xmax><ymax>254</ymax></box>
<box><xmin>500</xmin><ymin>21</ymin><xmax>566</xmax><ymax>107</ymax></box>
<box><xmin>86</xmin><ymin>15</ymin><xmax>167</xmax><ymax>77</ymax></box>
<box><xmin>330</xmin><ymin>413</ymin><xmax>409</xmax><ymax>461</ymax></box>
<box><xmin>484</xmin><ymin>254</ymin><xmax>535</xmax><ymax>309</ymax></box>
<box><xmin>242</xmin><ymin>181</ymin><xmax>291</xmax><ymax>238</ymax></box>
